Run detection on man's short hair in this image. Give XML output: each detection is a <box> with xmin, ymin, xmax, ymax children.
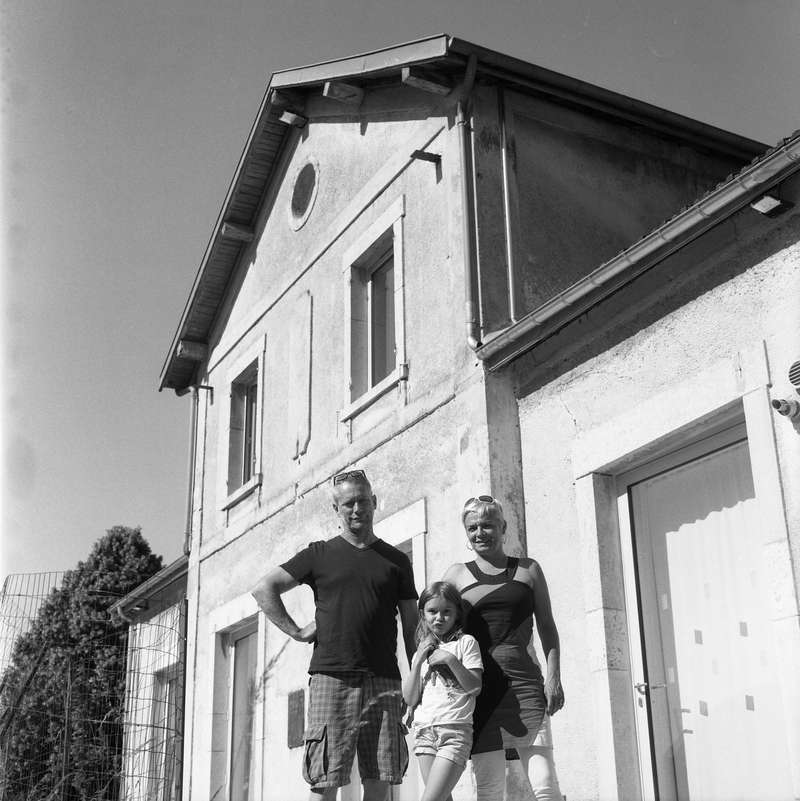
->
<box><xmin>331</xmin><ymin>469</ymin><xmax>372</xmax><ymax>493</ymax></box>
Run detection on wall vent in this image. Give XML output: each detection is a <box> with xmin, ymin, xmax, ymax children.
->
<box><xmin>788</xmin><ymin>360</ymin><xmax>800</xmax><ymax>392</ymax></box>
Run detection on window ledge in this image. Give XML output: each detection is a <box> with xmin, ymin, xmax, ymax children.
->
<box><xmin>340</xmin><ymin>364</ymin><xmax>408</xmax><ymax>423</ymax></box>
<box><xmin>222</xmin><ymin>473</ymin><xmax>262</xmax><ymax>511</ymax></box>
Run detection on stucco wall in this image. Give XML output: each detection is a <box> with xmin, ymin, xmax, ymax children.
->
<box><xmin>181</xmin><ymin>90</ymin><xmax>515</xmax><ymax>800</ymax></box>
<box><xmin>196</xmin><ymin>93</ymin><xmax>476</xmax><ymax>548</ymax></box>
<box><xmin>514</xmin><ymin>204</ymin><xmax>800</xmax><ymax>801</ymax></box>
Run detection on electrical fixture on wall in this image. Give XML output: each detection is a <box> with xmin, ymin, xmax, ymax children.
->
<box><xmin>749</xmin><ymin>192</ymin><xmax>794</xmax><ymax>217</ymax></box>
<box><xmin>771</xmin><ymin>359</ymin><xmax>800</xmax><ymax>421</ymax></box>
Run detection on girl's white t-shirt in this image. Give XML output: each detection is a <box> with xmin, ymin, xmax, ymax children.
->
<box><xmin>414</xmin><ymin>633</ymin><xmax>483</xmax><ymax>727</ymax></box>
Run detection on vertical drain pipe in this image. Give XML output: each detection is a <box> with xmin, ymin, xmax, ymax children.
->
<box><xmin>183</xmin><ymin>386</ymin><xmax>199</xmax><ymax>557</ymax></box>
<box><xmin>454</xmin><ymin>52</ymin><xmax>481</xmax><ymax>351</ymax></box>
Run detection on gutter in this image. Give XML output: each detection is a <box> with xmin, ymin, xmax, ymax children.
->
<box><xmin>109</xmin><ymin>555</ymin><xmax>190</xmax><ymax>622</ymax></box>
<box><xmin>478</xmin><ymin>132</ymin><xmax>800</xmax><ymax>370</ymax></box>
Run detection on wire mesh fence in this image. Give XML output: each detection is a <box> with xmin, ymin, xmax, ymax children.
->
<box><xmin>0</xmin><ymin>571</ymin><xmax>185</xmax><ymax>801</ymax></box>
<box><xmin>0</xmin><ymin>573</ymin><xmax>64</xmax><ymax>682</ymax></box>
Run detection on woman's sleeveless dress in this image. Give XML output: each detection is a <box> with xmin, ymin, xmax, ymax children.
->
<box><xmin>461</xmin><ymin>557</ymin><xmax>546</xmax><ymax>753</ymax></box>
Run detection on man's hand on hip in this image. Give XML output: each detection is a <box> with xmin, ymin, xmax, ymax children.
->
<box><xmin>294</xmin><ymin>620</ymin><xmax>317</xmax><ymax>643</ymax></box>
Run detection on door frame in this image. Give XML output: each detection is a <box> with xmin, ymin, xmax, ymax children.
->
<box><xmin>570</xmin><ymin>344</ymin><xmax>800</xmax><ymax>801</ymax></box>
<box><xmin>615</xmin><ymin>423</ymin><xmax>748</xmax><ymax>801</ymax></box>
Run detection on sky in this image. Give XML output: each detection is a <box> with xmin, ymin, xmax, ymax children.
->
<box><xmin>2</xmin><ymin>0</ymin><xmax>799</xmax><ymax>578</ymax></box>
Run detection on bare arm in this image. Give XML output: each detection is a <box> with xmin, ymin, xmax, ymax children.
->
<box><xmin>402</xmin><ymin>638</ymin><xmax>435</xmax><ymax>707</ymax></box>
<box><xmin>529</xmin><ymin>560</ymin><xmax>564</xmax><ymax>715</ymax></box>
<box><xmin>427</xmin><ymin>649</ymin><xmax>483</xmax><ymax>695</ymax></box>
<box><xmin>398</xmin><ymin>598</ymin><xmax>419</xmax><ymax>668</ymax></box>
<box><xmin>442</xmin><ymin>563</ymin><xmax>466</xmax><ymax>589</ymax></box>
<box><xmin>251</xmin><ymin>566</ymin><xmax>316</xmax><ymax>643</ymax></box>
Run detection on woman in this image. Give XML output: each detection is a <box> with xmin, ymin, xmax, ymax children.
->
<box><xmin>444</xmin><ymin>495</ymin><xmax>564</xmax><ymax>801</ymax></box>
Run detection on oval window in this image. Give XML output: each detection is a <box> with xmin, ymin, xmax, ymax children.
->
<box><xmin>288</xmin><ymin>159</ymin><xmax>318</xmax><ymax>230</ymax></box>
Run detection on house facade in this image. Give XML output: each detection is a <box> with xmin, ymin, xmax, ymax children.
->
<box><xmin>158</xmin><ymin>35</ymin><xmax>800</xmax><ymax>800</ymax></box>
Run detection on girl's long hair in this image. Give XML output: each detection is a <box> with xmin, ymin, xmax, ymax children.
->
<box><xmin>415</xmin><ymin>581</ymin><xmax>466</xmax><ymax>645</ymax></box>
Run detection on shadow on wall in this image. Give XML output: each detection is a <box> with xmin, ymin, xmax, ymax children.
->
<box><xmin>512</xmin><ymin>206</ymin><xmax>799</xmax><ymax>398</ymax></box>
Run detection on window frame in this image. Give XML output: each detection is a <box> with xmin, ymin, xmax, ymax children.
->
<box><xmin>365</xmin><ymin>245</ymin><xmax>396</xmax><ymax>390</ymax></box>
<box><xmin>221</xmin><ymin>336</ymin><xmax>266</xmax><ymax>511</ymax></box>
<box><xmin>229</xmin><ymin>361</ymin><xmax>259</xmax><ymax>490</ymax></box>
<box><xmin>341</xmin><ymin>196</ymin><xmax>408</xmax><ymax>422</ymax></box>
<box><xmin>148</xmin><ymin>668</ymin><xmax>182</xmax><ymax>801</ymax></box>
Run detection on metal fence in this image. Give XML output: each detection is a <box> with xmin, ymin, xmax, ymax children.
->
<box><xmin>0</xmin><ymin>573</ymin><xmax>185</xmax><ymax>801</ymax></box>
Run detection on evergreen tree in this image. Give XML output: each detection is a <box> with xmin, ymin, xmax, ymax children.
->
<box><xmin>0</xmin><ymin>526</ymin><xmax>162</xmax><ymax>801</ymax></box>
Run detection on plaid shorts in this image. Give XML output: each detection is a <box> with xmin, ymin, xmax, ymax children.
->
<box><xmin>303</xmin><ymin>671</ymin><xmax>408</xmax><ymax>788</ymax></box>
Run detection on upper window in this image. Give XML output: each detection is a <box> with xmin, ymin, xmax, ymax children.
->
<box><xmin>221</xmin><ymin>337</ymin><xmax>265</xmax><ymax>516</ymax></box>
<box><xmin>228</xmin><ymin>361</ymin><xmax>258</xmax><ymax>493</ymax></box>
<box><xmin>350</xmin><ymin>235</ymin><xmax>396</xmax><ymax>399</ymax></box>
<box><xmin>341</xmin><ymin>196</ymin><xmax>408</xmax><ymax>421</ymax></box>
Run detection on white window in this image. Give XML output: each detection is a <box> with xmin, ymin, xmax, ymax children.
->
<box><xmin>350</xmin><ymin>237</ymin><xmax>396</xmax><ymax>398</ymax></box>
<box><xmin>149</xmin><ymin>671</ymin><xmax>181</xmax><ymax>801</ymax></box>
<box><xmin>341</xmin><ymin>196</ymin><xmax>408</xmax><ymax>421</ymax></box>
<box><xmin>220</xmin><ymin>336</ymin><xmax>266</xmax><ymax>513</ymax></box>
<box><xmin>228</xmin><ymin>361</ymin><xmax>258</xmax><ymax>493</ymax></box>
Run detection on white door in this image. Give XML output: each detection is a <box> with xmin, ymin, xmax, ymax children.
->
<box><xmin>619</xmin><ymin>432</ymin><xmax>794</xmax><ymax>801</ymax></box>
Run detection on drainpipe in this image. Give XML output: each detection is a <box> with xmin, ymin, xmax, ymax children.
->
<box><xmin>183</xmin><ymin>386</ymin><xmax>199</xmax><ymax>556</ymax></box>
<box><xmin>452</xmin><ymin>51</ymin><xmax>481</xmax><ymax>350</ymax></box>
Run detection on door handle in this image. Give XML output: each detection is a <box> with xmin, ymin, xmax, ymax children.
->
<box><xmin>635</xmin><ymin>682</ymin><xmax>667</xmax><ymax>695</ymax></box>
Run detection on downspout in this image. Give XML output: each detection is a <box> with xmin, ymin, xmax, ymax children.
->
<box><xmin>177</xmin><ymin>596</ymin><xmax>189</xmax><ymax>801</ymax></box>
<box><xmin>452</xmin><ymin>51</ymin><xmax>481</xmax><ymax>350</ymax></box>
<box><xmin>183</xmin><ymin>386</ymin><xmax>199</xmax><ymax>556</ymax></box>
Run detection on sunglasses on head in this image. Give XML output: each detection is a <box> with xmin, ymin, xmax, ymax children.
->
<box><xmin>333</xmin><ymin>469</ymin><xmax>368</xmax><ymax>486</ymax></box>
<box><xmin>464</xmin><ymin>494</ymin><xmax>497</xmax><ymax>506</ymax></box>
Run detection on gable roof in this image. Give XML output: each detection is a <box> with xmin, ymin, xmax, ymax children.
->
<box><xmin>159</xmin><ymin>34</ymin><xmax>766</xmax><ymax>392</ymax></box>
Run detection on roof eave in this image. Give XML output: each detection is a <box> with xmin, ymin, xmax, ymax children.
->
<box><xmin>109</xmin><ymin>555</ymin><xmax>189</xmax><ymax>618</ymax></box>
<box><xmin>447</xmin><ymin>37</ymin><xmax>764</xmax><ymax>160</ymax></box>
<box><xmin>158</xmin><ymin>35</ymin><xmax>771</xmax><ymax>391</ymax></box>
<box><xmin>158</xmin><ymin>80</ymin><xmax>283</xmax><ymax>392</ymax></box>
<box><xmin>270</xmin><ymin>34</ymin><xmax>452</xmax><ymax>88</ymax></box>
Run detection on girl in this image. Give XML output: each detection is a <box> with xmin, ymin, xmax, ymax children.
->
<box><xmin>402</xmin><ymin>581</ymin><xmax>483</xmax><ymax>801</ymax></box>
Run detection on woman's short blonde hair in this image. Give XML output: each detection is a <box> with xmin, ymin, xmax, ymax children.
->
<box><xmin>461</xmin><ymin>494</ymin><xmax>505</xmax><ymax>524</ymax></box>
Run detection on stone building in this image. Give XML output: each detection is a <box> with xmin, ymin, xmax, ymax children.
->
<box><xmin>158</xmin><ymin>34</ymin><xmax>800</xmax><ymax>801</ymax></box>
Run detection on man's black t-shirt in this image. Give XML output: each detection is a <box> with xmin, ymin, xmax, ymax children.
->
<box><xmin>281</xmin><ymin>535</ymin><xmax>417</xmax><ymax>678</ymax></box>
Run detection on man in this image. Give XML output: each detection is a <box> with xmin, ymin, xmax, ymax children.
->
<box><xmin>252</xmin><ymin>469</ymin><xmax>418</xmax><ymax>801</ymax></box>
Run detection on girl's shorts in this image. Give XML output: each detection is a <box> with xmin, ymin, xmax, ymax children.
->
<box><xmin>413</xmin><ymin>722</ymin><xmax>473</xmax><ymax>767</ymax></box>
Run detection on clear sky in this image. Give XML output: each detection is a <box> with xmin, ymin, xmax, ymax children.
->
<box><xmin>2</xmin><ymin>0</ymin><xmax>798</xmax><ymax>577</ymax></box>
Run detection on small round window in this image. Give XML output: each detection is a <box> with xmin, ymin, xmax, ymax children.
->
<box><xmin>288</xmin><ymin>158</ymin><xmax>319</xmax><ymax>230</ymax></box>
